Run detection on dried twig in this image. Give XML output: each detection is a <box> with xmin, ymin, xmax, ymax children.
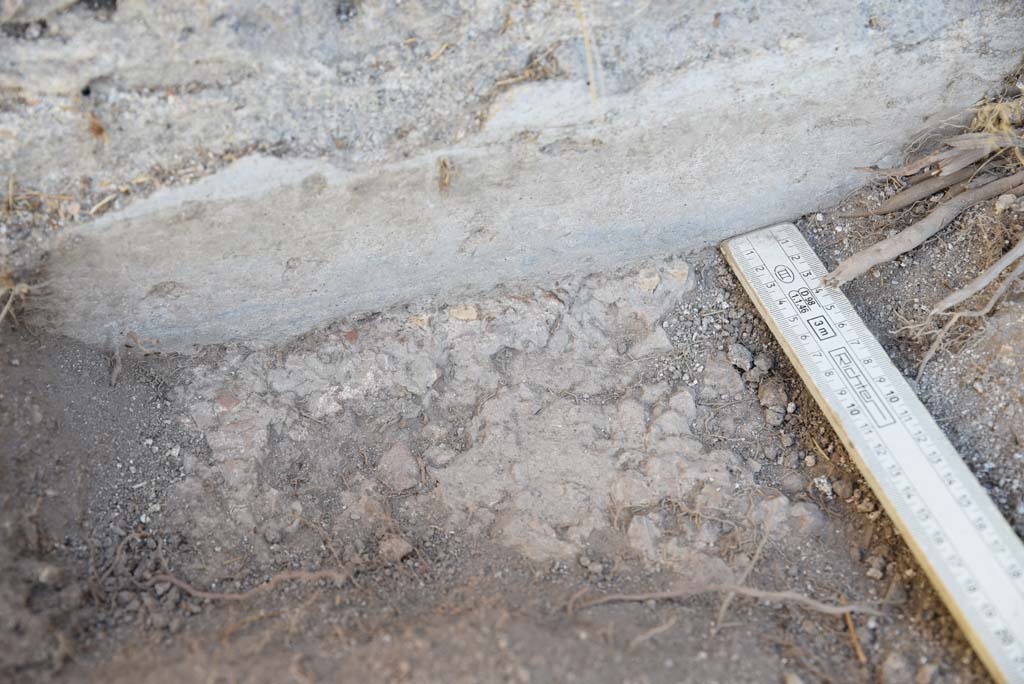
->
<box><xmin>810</xmin><ymin>438</ymin><xmax>830</xmax><ymax>465</ymax></box>
<box><xmin>628</xmin><ymin>616</ymin><xmax>677</xmax><ymax>652</ymax></box>
<box><xmin>89</xmin><ymin>193</ymin><xmax>118</xmax><ymax>216</ymax></box>
<box><xmin>574</xmin><ymin>584</ymin><xmax>882</xmax><ymax>617</ymax></box>
<box><xmin>930</xmin><ymin>227</ymin><xmax>1024</xmax><ymax>315</ymax></box>
<box><xmin>109</xmin><ymin>343</ymin><xmax>123</xmax><ymax>387</ymax></box>
<box><xmin>148</xmin><ymin>567</ymin><xmax>353</xmax><ymax>602</ymax></box>
<box><xmin>570</xmin><ymin>0</ymin><xmax>598</xmax><ymax>106</ymax></box>
<box><xmin>867</xmin><ymin>126</ymin><xmax>1021</xmax><ymax>178</ymax></box>
<box><xmin>841</xmin><ymin>596</ymin><xmax>867</xmax><ymax>664</ymax></box>
<box><xmin>714</xmin><ymin>527</ymin><xmax>768</xmax><ymax>634</ymax></box>
<box><xmin>945</xmin><ymin>128</ymin><xmax>1024</xmax><ymax>150</ymax></box>
<box><xmin>428</xmin><ymin>42</ymin><xmax>449</xmax><ymax>62</ymax></box>
<box><xmin>0</xmin><ymin>290</ymin><xmax>18</xmax><ymax>326</ymax></box>
<box><xmin>438</xmin><ymin>157</ymin><xmax>452</xmax><ymax>194</ymax></box>
<box><xmin>918</xmin><ymin>256</ymin><xmax>1024</xmax><ymax>379</ymax></box>
<box><xmin>292</xmin><ymin>514</ymin><xmax>343</xmax><ymax>565</ymax></box>
<box><xmin>833</xmin><ymin>164</ymin><xmax>978</xmax><ymax>218</ymax></box>
<box><xmin>565</xmin><ymin>586</ymin><xmax>591</xmax><ymax>617</ymax></box>
<box><xmin>826</xmin><ymin>170</ymin><xmax>1024</xmax><ymax>286</ymax></box>
<box><xmin>0</xmin><ymin>279</ymin><xmax>30</xmax><ymax>327</ymax></box>
<box><xmin>764</xmin><ymin>635</ymin><xmax>838</xmax><ymax>684</ymax></box>
<box><xmin>494</xmin><ymin>44</ymin><xmax>560</xmax><ymax>88</ymax></box>
<box><xmin>868</xmin><ymin>146</ymin><xmax>971</xmax><ymax>178</ymax></box>
<box><xmin>935</xmin><ymin>147</ymin><xmax>992</xmax><ymax>176</ymax></box>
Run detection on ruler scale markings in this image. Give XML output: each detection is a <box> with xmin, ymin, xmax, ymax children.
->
<box><xmin>742</xmin><ymin>226</ymin><xmax>1024</xmax><ymax>661</ymax></box>
<box><xmin>722</xmin><ymin>223</ymin><xmax>1024</xmax><ymax>683</ymax></box>
<box><xmin>756</xmin><ymin>228</ymin><xmax>1014</xmax><ymax>560</ymax></box>
<box><xmin>748</xmin><ymin>232</ymin><xmax>1022</xmax><ymax>586</ymax></box>
<box><xmin>737</xmin><ymin>242</ymin><xmax>1024</xmax><ymax>634</ymax></box>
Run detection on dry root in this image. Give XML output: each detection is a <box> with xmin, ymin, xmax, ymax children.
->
<box><xmin>627</xmin><ymin>616</ymin><xmax>677</xmax><ymax>652</ymax></box>
<box><xmin>0</xmin><ymin>276</ymin><xmax>33</xmax><ymax>328</ymax></box>
<box><xmin>833</xmin><ymin>164</ymin><xmax>978</xmax><ymax>218</ymax></box>
<box><xmin>149</xmin><ymin>567</ymin><xmax>354</xmax><ymax>603</ymax></box>
<box><xmin>569</xmin><ymin>584</ymin><xmax>882</xmax><ymax>618</ymax></box>
<box><xmin>825</xmin><ymin>171</ymin><xmax>1024</xmax><ymax>287</ymax></box>
<box><xmin>917</xmin><ymin>254</ymin><xmax>1024</xmax><ymax>380</ymax></box>
<box><xmin>829</xmin><ymin>101</ymin><xmax>1024</xmax><ymax>379</ymax></box>
<box><xmin>713</xmin><ymin>527</ymin><xmax>769</xmax><ymax>635</ymax></box>
<box><xmin>930</xmin><ymin>234</ymin><xmax>1024</xmax><ymax>316</ymax></box>
<box><xmin>829</xmin><ymin>97</ymin><xmax>1023</xmax><ymax>287</ymax></box>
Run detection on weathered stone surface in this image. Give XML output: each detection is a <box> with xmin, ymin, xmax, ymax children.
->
<box><xmin>1</xmin><ymin>0</ymin><xmax>75</xmax><ymax>23</ymax></box>
<box><xmin>758</xmin><ymin>377</ymin><xmax>788</xmax><ymax>410</ymax></box>
<box><xmin>727</xmin><ymin>343</ymin><xmax>753</xmax><ymax>372</ymax></box>
<box><xmin>377</xmin><ymin>535</ymin><xmax>414</xmax><ymax>564</ymax></box>
<box><xmin>378</xmin><ymin>443</ymin><xmax>420</xmax><ymax>491</ymax></box>
<box><xmin>1</xmin><ymin>1</ymin><xmax>1018</xmax><ymax>349</ymax></box>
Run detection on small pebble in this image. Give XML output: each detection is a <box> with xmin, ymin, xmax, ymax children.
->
<box><xmin>263</xmin><ymin>524</ymin><xmax>284</xmax><ymax>545</ymax></box>
<box><xmin>744</xmin><ymin>366</ymin><xmax>766</xmax><ymax>384</ymax></box>
<box><xmin>758</xmin><ymin>377</ymin><xmax>788</xmax><ymax>409</ymax></box>
<box><xmin>37</xmin><ymin>564</ymin><xmax>64</xmax><ymax>587</ymax></box>
<box><xmin>832</xmin><ymin>479</ymin><xmax>854</xmax><ymax>499</ymax></box>
<box><xmin>726</xmin><ymin>342</ymin><xmax>753</xmax><ymax>371</ymax></box>
<box><xmin>994</xmin><ymin>193</ymin><xmax>1017</xmax><ymax>215</ymax></box>
<box><xmin>866</xmin><ymin>555</ymin><xmax>887</xmax><ymax>580</ymax></box>
<box><xmin>812</xmin><ymin>475</ymin><xmax>833</xmax><ymax>499</ymax></box>
<box><xmin>880</xmin><ymin>651</ymin><xmax>914</xmax><ymax>684</ymax></box>
<box><xmin>378</xmin><ymin>535</ymin><xmax>414</xmax><ymax>563</ymax></box>
<box><xmin>763</xmin><ymin>407</ymin><xmax>786</xmax><ymax>427</ymax></box>
<box><xmin>915</xmin><ymin>663</ymin><xmax>939</xmax><ymax>684</ymax></box>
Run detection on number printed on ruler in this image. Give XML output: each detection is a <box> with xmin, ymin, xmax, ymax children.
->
<box><xmin>722</xmin><ymin>224</ymin><xmax>1024</xmax><ymax>683</ymax></box>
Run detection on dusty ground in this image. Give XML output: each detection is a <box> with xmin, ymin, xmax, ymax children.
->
<box><xmin>4</xmin><ymin>223</ymin><xmax>1019</xmax><ymax>682</ymax></box>
<box><xmin>1</xmin><ymin>7</ymin><xmax>1022</xmax><ymax>678</ymax></box>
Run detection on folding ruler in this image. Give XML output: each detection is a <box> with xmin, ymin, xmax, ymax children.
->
<box><xmin>722</xmin><ymin>223</ymin><xmax>1024</xmax><ymax>684</ymax></box>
